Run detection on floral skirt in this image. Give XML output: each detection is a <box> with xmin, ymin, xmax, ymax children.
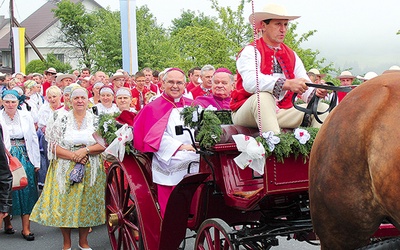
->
<box><xmin>30</xmin><ymin>158</ymin><xmax>106</xmax><ymax>228</ymax></box>
<box><xmin>10</xmin><ymin>145</ymin><xmax>39</xmax><ymax>216</ymax></box>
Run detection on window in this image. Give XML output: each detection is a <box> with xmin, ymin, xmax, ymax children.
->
<box><xmin>1</xmin><ymin>51</ymin><xmax>12</xmax><ymax>67</ymax></box>
<box><xmin>54</xmin><ymin>53</ymin><xmax>64</xmax><ymax>63</ymax></box>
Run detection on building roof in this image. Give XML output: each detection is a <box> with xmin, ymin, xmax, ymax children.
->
<box><xmin>0</xmin><ymin>0</ymin><xmax>102</xmax><ymax>50</ymax></box>
<box><xmin>0</xmin><ymin>1</ymin><xmax>59</xmax><ymax>49</ymax></box>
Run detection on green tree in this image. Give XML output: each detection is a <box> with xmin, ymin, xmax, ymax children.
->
<box><xmin>170</xmin><ymin>26</ymin><xmax>236</xmax><ymax>72</ymax></box>
<box><xmin>26</xmin><ymin>53</ymin><xmax>71</xmax><ymax>74</ymax></box>
<box><xmin>170</xmin><ymin>10</ymin><xmax>219</xmax><ymax>37</ymax></box>
<box><xmin>284</xmin><ymin>22</ymin><xmax>335</xmax><ymax>80</ymax></box>
<box><xmin>52</xmin><ymin>0</ymin><xmax>96</xmax><ymax>68</ymax></box>
<box><xmin>136</xmin><ymin>5</ymin><xmax>177</xmax><ymax>71</ymax></box>
<box><xmin>210</xmin><ymin>0</ymin><xmax>252</xmax><ymax>54</ymax></box>
<box><xmin>91</xmin><ymin>8</ymin><xmax>122</xmax><ymax>73</ymax></box>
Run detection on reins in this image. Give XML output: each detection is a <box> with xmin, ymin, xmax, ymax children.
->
<box><xmin>292</xmin><ymin>83</ymin><xmax>357</xmax><ymax>125</ymax></box>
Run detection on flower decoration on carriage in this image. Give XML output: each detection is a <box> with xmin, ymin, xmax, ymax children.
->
<box><xmin>96</xmin><ymin>112</ymin><xmax>135</xmax><ymax>159</ymax></box>
<box><xmin>261</xmin><ymin>131</ymin><xmax>281</xmax><ymax>151</ymax></box>
<box><xmin>104</xmin><ymin>124</ymin><xmax>133</xmax><ymax>161</ymax></box>
<box><xmin>256</xmin><ymin>127</ymin><xmax>319</xmax><ymax>163</ymax></box>
<box><xmin>232</xmin><ymin>134</ymin><xmax>266</xmax><ymax>175</ymax></box>
<box><xmin>294</xmin><ymin>128</ymin><xmax>311</xmax><ymax>144</ymax></box>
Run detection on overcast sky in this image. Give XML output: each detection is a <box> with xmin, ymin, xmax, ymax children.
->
<box><xmin>1</xmin><ymin>0</ymin><xmax>399</xmax><ymax>75</ymax></box>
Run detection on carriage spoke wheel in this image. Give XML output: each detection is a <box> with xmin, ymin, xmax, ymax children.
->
<box><xmin>195</xmin><ymin>218</ymin><xmax>235</xmax><ymax>250</ymax></box>
<box><xmin>106</xmin><ymin>162</ymin><xmax>143</xmax><ymax>250</ymax></box>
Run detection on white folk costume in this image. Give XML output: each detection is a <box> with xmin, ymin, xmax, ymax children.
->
<box><xmin>30</xmin><ymin>110</ymin><xmax>105</xmax><ymax>228</ymax></box>
<box><xmin>95</xmin><ymin>102</ymin><xmax>119</xmax><ymax>115</ymax></box>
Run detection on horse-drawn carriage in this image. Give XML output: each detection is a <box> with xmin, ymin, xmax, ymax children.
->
<box><xmin>97</xmin><ymin>73</ymin><xmax>400</xmax><ymax>250</ymax></box>
<box><xmin>100</xmin><ymin>123</ymin><xmax>315</xmax><ymax>250</ymax></box>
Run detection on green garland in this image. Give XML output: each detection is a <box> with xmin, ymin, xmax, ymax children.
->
<box><xmin>181</xmin><ymin>106</ymin><xmax>319</xmax><ymax>162</ymax></box>
<box><xmin>96</xmin><ymin>112</ymin><xmax>135</xmax><ymax>155</ymax></box>
<box><xmin>181</xmin><ymin>106</ymin><xmax>230</xmax><ymax>148</ymax></box>
<box><xmin>255</xmin><ymin>127</ymin><xmax>319</xmax><ymax>163</ymax></box>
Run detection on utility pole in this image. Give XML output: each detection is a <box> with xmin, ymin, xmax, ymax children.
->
<box><xmin>9</xmin><ymin>0</ymin><xmax>15</xmax><ymax>73</ymax></box>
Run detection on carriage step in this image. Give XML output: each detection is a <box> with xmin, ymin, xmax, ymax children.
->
<box><xmin>232</xmin><ymin>187</ymin><xmax>263</xmax><ymax>199</ymax></box>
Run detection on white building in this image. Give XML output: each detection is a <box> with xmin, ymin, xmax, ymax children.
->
<box><xmin>0</xmin><ymin>0</ymin><xmax>103</xmax><ymax>73</ymax></box>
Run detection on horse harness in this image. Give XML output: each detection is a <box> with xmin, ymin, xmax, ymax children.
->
<box><xmin>292</xmin><ymin>82</ymin><xmax>356</xmax><ymax>126</ymax></box>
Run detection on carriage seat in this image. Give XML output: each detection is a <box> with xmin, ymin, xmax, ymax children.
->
<box><xmin>218</xmin><ymin>125</ymin><xmax>260</xmax><ymax>144</ymax></box>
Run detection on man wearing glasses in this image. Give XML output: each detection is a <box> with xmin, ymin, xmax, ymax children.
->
<box><xmin>133</xmin><ymin>68</ymin><xmax>199</xmax><ymax>218</ymax></box>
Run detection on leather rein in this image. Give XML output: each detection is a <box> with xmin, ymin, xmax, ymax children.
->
<box><xmin>292</xmin><ymin>82</ymin><xmax>357</xmax><ymax>125</ymax></box>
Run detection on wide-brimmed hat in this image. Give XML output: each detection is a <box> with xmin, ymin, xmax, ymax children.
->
<box><xmin>56</xmin><ymin>73</ymin><xmax>77</xmax><ymax>83</ymax></box>
<box><xmin>109</xmin><ymin>72</ymin><xmax>128</xmax><ymax>82</ymax></box>
<box><xmin>382</xmin><ymin>65</ymin><xmax>400</xmax><ymax>74</ymax></box>
<box><xmin>336</xmin><ymin>71</ymin><xmax>356</xmax><ymax>79</ymax></box>
<box><xmin>249</xmin><ymin>4</ymin><xmax>300</xmax><ymax>29</ymax></box>
<box><xmin>82</xmin><ymin>76</ymin><xmax>92</xmax><ymax>81</ymax></box>
<box><xmin>356</xmin><ymin>72</ymin><xmax>378</xmax><ymax>81</ymax></box>
<box><xmin>44</xmin><ymin>67</ymin><xmax>57</xmax><ymax>75</ymax></box>
<box><xmin>308</xmin><ymin>68</ymin><xmax>326</xmax><ymax>78</ymax></box>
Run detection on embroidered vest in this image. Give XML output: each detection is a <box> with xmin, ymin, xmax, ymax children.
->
<box><xmin>230</xmin><ymin>38</ymin><xmax>296</xmax><ymax>111</ymax></box>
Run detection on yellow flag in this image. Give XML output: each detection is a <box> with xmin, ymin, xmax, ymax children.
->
<box><xmin>12</xmin><ymin>27</ymin><xmax>26</xmax><ymax>74</ymax></box>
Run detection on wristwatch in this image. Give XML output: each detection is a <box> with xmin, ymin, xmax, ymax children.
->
<box><xmin>85</xmin><ymin>146</ymin><xmax>90</xmax><ymax>154</ymax></box>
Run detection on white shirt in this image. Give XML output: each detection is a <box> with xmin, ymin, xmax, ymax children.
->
<box><xmin>237</xmin><ymin>44</ymin><xmax>314</xmax><ymax>103</ymax></box>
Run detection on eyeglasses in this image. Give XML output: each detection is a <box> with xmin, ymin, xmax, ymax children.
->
<box><xmin>166</xmin><ymin>80</ymin><xmax>185</xmax><ymax>86</ymax></box>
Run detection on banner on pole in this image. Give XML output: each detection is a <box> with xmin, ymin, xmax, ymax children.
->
<box><xmin>12</xmin><ymin>27</ymin><xmax>26</xmax><ymax>74</ymax></box>
<box><xmin>120</xmin><ymin>0</ymin><xmax>138</xmax><ymax>75</ymax></box>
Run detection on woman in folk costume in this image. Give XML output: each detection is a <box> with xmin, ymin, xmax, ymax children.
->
<box><xmin>95</xmin><ymin>85</ymin><xmax>119</xmax><ymax>115</ymax></box>
<box><xmin>0</xmin><ymin>90</ymin><xmax>40</xmax><ymax>241</ymax></box>
<box><xmin>31</xmin><ymin>87</ymin><xmax>106</xmax><ymax>250</ymax></box>
<box><xmin>37</xmin><ymin>86</ymin><xmax>63</xmax><ymax>189</ymax></box>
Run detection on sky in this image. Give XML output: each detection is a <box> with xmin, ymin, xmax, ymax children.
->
<box><xmin>1</xmin><ymin>0</ymin><xmax>399</xmax><ymax>75</ymax></box>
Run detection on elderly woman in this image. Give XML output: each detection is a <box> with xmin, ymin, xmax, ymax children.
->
<box><xmin>0</xmin><ymin>89</ymin><xmax>40</xmax><ymax>241</ymax></box>
<box><xmin>95</xmin><ymin>85</ymin><xmax>119</xmax><ymax>115</ymax></box>
<box><xmin>30</xmin><ymin>87</ymin><xmax>106</xmax><ymax>250</ymax></box>
<box><xmin>115</xmin><ymin>87</ymin><xmax>137</xmax><ymax>113</ymax></box>
<box><xmin>37</xmin><ymin>86</ymin><xmax>63</xmax><ymax>189</ymax></box>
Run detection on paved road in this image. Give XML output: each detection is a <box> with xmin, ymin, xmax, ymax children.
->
<box><xmin>1</xmin><ymin>215</ymin><xmax>319</xmax><ymax>250</ymax></box>
<box><xmin>0</xmin><ymin>216</ymin><xmax>111</xmax><ymax>250</ymax></box>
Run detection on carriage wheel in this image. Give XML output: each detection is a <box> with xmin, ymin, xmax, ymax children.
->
<box><xmin>195</xmin><ymin>218</ymin><xmax>235</xmax><ymax>250</ymax></box>
<box><xmin>106</xmin><ymin>162</ymin><xmax>143</xmax><ymax>250</ymax></box>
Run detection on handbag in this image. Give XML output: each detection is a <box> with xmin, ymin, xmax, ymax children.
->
<box><xmin>5</xmin><ymin>149</ymin><xmax>28</xmax><ymax>190</ymax></box>
<box><xmin>69</xmin><ymin>163</ymin><xmax>85</xmax><ymax>185</ymax></box>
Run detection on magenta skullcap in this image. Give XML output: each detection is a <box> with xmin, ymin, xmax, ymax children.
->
<box><xmin>166</xmin><ymin>67</ymin><xmax>185</xmax><ymax>75</ymax></box>
<box><xmin>214</xmin><ymin>68</ymin><xmax>232</xmax><ymax>75</ymax></box>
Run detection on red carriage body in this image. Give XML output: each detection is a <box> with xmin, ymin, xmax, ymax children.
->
<box><xmin>102</xmin><ymin>123</ymin><xmax>399</xmax><ymax>250</ymax></box>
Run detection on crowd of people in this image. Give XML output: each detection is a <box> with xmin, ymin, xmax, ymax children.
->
<box><xmin>0</xmin><ymin>3</ymin><xmax>399</xmax><ymax>249</ymax></box>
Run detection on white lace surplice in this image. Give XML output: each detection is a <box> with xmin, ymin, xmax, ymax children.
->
<box><xmin>152</xmin><ymin>108</ymin><xmax>199</xmax><ymax>186</ymax></box>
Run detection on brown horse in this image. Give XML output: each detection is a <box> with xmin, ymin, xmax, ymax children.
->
<box><xmin>309</xmin><ymin>72</ymin><xmax>400</xmax><ymax>249</ymax></box>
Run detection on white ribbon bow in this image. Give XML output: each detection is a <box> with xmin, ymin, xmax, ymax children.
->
<box><xmin>232</xmin><ymin>134</ymin><xmax>266</xmax><ymax>175</ymax></box>
<box><xmin>104</xmin><ymin>124</ymin><xmax>133</xmax><ymax>161</ymax></box>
